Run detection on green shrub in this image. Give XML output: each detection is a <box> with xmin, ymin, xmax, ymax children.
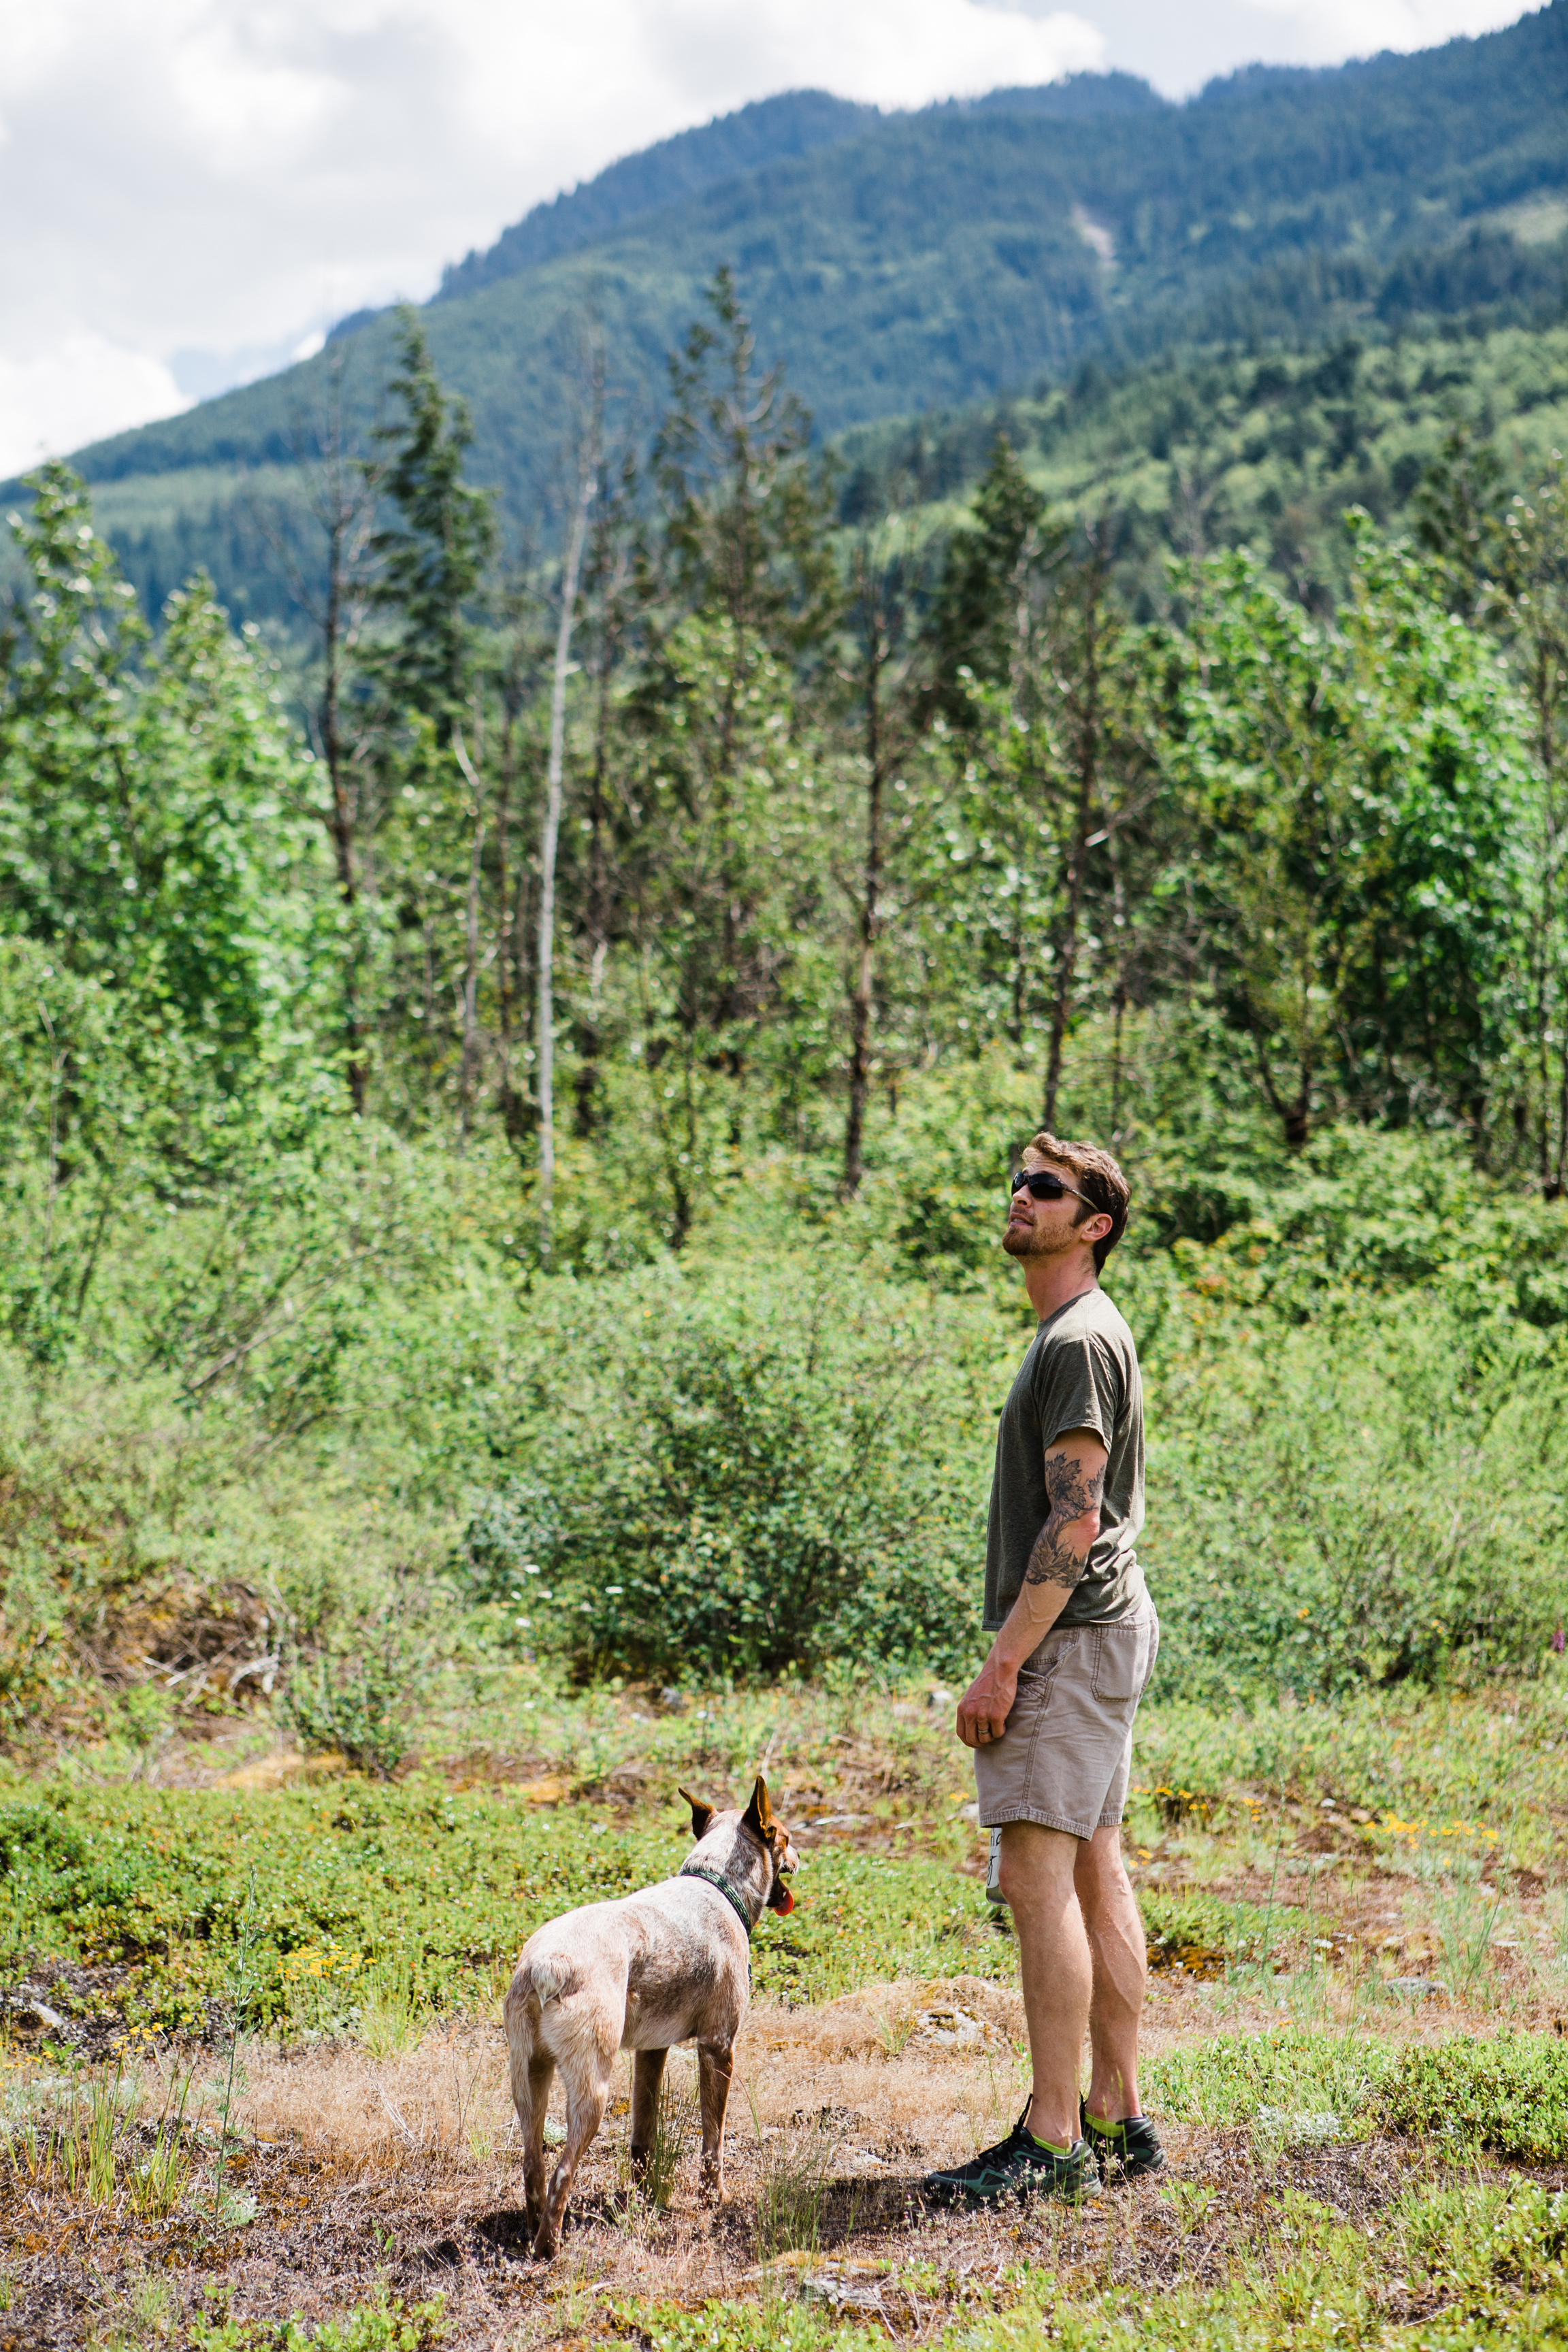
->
<box><xmin>463</xmin><ymin>1258</ymin><xmax>995</xmax><ymax>1682</ymax></box>
<box><xmin>1375</xmin><ymin>2036</ymin><xmax>1568</xmax><ymax>2163</ymax></box>
<box><xmin>282</xmin><ymin>1635</ymin><xmax>427</xmax><ymax>1778</ymax></box>
<box><xmin>1145</xmin><ymin>2025</ymin><xmax>1388</xmax><ymax>2127</ymax></box>
<box><xmin>1148</xmin><ymin>2027</ymin><xmax>1568</xmax><ymax>2165</ymax></box>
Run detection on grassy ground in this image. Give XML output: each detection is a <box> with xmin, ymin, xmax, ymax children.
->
<box><xmin>7</xmin><ymin>1671</ymin><xmax>1568</xmax><ymax>2347</ymax></box>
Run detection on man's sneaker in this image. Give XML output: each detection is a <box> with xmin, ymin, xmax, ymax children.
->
<box><xmin>1081</xmin><ymin>2102</ymin><xmax>1164</xmax><ymax>2180</ymax></box>
<box><xmin>920</xmin><ymin>2107</ymin><xmax>1088</xmax><ymax>2208</ymax></box>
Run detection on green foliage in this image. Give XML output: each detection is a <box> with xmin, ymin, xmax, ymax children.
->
<box><xmin>1125</xmin><ymin>1129</ymin><xmax>1568</xmax><ymax>1697</ymax></box>
<box><xmin>919</xmin><ymin>436</ymin><xmax>1055</xmax><ymax>730</ymax></box>
<box><xmin>51</xmin><ymin>2</ymin><xmax>1568</xmax><ymax>623</ymax></box>
<box><xmin>190</xmin><ymin>2292</ymin><xmax>445</xmax><ymax>2352</ymax></box>
<box><xmin>1151</xmin><ymin>2025</ymin><xmax>1568</xmax><ymax>2166</ymax></box>
<box><xmin>2</xmin><ymin>216</ymin><xmax>1568</xmax><ymax>1742</ymax></box>
<box><xmin>1173</xmin><ymin>535</ymin><xmax>1531</xmax><ymax>1143</ymax></box>
<box><xmin>1145</xmin><ymin>2024</ymin><xmax>1387</xmax><ymax>2127</ymax></box>
<box><xmin>369</xmin><ymin>308</ymin><xmax>495</xmax><ymax>736</ymax></box>
<box><xmin>0</xmin><ymin>1775</ymin><xmax>1012</xmax><ymax>2025</ymax></box>
<box><xmin>466</xmin><ymin>1258</ymin><xmax>991</xmax><ymax>1682</ymax></box>
<box><xmin>1377</xmin><ymin>2036</ymin><xmax>1568</xmax><ymax>2163</ymax></box>
<box><xmin>846</xmin><ymin>321</ymin><xmax>1568</xmax><ymax>619</ymax></box>
<box><xmin>0</xmin><ymin>472</ymin><xmax>335</xmax><ymax>1362</ymax></box>
<box><xmin>1</xmin><ymin>470</ymin><xmax>325</xmax><ymax>1077</ymax></box>
<box><xmin>282</xmin><ymin>1633</ymin><xmax>427</xmax><ymax>1778</ymax></box>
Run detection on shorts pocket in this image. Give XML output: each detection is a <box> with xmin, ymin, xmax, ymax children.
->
<box><xmin>1017</xmin><ymin>1629</ymin><xmax>1075</xmax><ymax>1687</ymax></box>
<box><xmin>1090</xmin><ymin>1612</ymin><xmax>1157</xmax><ymax>1704</ymax></box>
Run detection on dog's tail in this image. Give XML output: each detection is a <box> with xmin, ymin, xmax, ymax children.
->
<box><xmin>503</xmin><ymin>1951</ymin><xmax>565</xmax><ymax>2129</ymax></box>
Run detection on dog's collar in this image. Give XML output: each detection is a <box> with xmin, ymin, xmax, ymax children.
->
<box><xmin>678</xmin><ymin>1861</ymin><xmax>756</xmax><ymax>1939</ymax></box>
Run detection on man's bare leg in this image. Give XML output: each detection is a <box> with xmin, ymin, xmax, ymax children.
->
<box><xmin>996</xmin><ymin>1822</ymin><xmax>1091</xmax><ymax>2147</ymax></box>
<box><xmin>1074</xmin><ymin>1823</ymin><xmax>1146</xmax><ymax>2122</ymax></box>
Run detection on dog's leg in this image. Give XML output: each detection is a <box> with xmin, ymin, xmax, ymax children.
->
<box><xmin>696</xmin><ymin>2042</ymin><xmax>734</xmax><ymax>2204</ymax></box>
<box><xmin>521</xmin><ymin>2054</ymin><xmax>554</xmax><ymax>2239</ymax></box>
<box><xmin>630</xmin><ymin>2048</ymin><xmax>668</xmax><ymax>2172</ymax></box>
<box><xmin>504</xmin><ymin>1978</ymin><xmax>555</xmax><ymax>2241</ymax></box>
<box><xmin>534</xmin><ymin>2040</ymin><xmax>614</xmax><ymax>2260</ymax></box>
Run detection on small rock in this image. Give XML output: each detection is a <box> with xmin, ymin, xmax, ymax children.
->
<box><xmin>658</xmin><ymin>1688</ymin><xmax>687</xmax><ymax>1714</ymax></box>
<box><xmin>11</xmin><ymin>1997</ymin><xmax>67</xmax><ymax>2034</ymax></box>
<box><xmin>927</xmin><ymin>1687</ymin><xmax>954</xmax><ymax>1713</ymax></box>
<box><xmin>916</xmin><ymin>2006</ymin><xmax>985</xmax><ymax>2048</ymax></box>
<box><xmin>1386</xmin><ymin>1976</ymin><xmax>1437</xmax><ymax>1998</ymax></box>
<box><xmin>802</xmin><ymin>2276</ymin><xmax>887</xmax><ymax>2313</ymax></box>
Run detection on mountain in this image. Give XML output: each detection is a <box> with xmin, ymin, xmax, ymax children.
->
<box><xmin>433</xmin><ymin>91</ymin><xmax>881</xmax><ymax>308</ymax></box>
<box><xmin>348</xmin><ymin>74</ymin><xmax>1166</xmax><ymax>324</ymax></box>
<box><xmin>27</xmin><ymin>3</ymin><xmax>1568</xmax><ymax>623</ymax></box>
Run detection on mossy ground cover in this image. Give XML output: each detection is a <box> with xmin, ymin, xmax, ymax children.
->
<box><xmin>4</xmin><ymin>1676</ymin><xmax>1568</xmax><ymax>2344</ymax></box>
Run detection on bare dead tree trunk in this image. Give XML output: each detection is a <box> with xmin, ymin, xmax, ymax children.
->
<box><xmin>494</xmin><ymin>705</ymin><xmax>516</xmax><ymax>1132</ymax></box>
<box><xmin>269</xmin><ymin>361</ymin><xmax>381</xmax><ymax>1114</ymax></box>
<box><xmin>1043</xmin><ymin>541</ymin><xmax>1105</xmax><ymax>1132</ymax></box>
<box><xmin>536</xmin><ymin>478</ymin><xmax>594</xmax><ymax>1264</ymax></box>
<box><xmin>453</xmin><ymin>714</ymin><xmax>486</xmax><ymax>1145</ymax></box>
<box><xmin>843</xmin><ymin>583</ymin><xmax>886</xmax><ymax>1198</ymax></box>
<box><xmin>575</xmin><ymin>525</ymin><xmax>630</xmax><ymax>1139</ymax></box>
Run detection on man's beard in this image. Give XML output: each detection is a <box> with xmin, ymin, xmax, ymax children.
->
<box><xmin>1001</xmin><ymin>1217</ymin><xmax>1077</xmax><ymax>1260</ymax></box>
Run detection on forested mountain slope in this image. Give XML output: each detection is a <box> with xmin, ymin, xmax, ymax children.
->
<box><xmin>22</xmin><ymin>3</ymin><xmax>1565</xmax><ymax>623</ymax></box>
<box><xmin>429</xmin><ymin>71</ymin><xmax>1162</xmax><ymax>308</ymax></box>
<box><xmin>840</xmin><ymin>321</ymin><xmax>1568</xmax><ymax>613</ymax></box>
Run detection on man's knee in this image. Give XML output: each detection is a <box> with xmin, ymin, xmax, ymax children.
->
<box><xmin>1074</xmin><ymin>1825</ymin><xmax>1132</xmax><ymax>1918</ymax></box>
<box><xmin>996</xmin><ymin>1820</ymin><xmax>1079</xmax><ymax>1909</ymax></box>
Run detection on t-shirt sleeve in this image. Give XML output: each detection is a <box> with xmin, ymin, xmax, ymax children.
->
<box><xmin>1032</xmin><ymin>1333</ymin><xmax>1120</xmax><ymax>1456</ymax></box>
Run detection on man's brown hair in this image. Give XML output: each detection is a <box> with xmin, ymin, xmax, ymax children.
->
<box><xmin>1027</xmin><ymin>1131</ymin><xmax>1131</xmax><ymax>1274</ymax></box>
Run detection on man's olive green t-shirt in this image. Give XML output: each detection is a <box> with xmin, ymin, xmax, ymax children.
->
<box><xmin>983</xmin><ymin>1284</ymin><xmax>1146</xmax><ymax>1633</ymax></box>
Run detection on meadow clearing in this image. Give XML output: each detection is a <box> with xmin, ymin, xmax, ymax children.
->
<box><xmin>5</xmin><ymin>1669</ymin><xmax>1568</xmax><ymax>2350</ymax></box>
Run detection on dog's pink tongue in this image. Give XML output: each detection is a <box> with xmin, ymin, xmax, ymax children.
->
<box><xmin>774</xmin><ymin>1885</ymin><xmax>795</xmax><ymax>1915</ymax></box>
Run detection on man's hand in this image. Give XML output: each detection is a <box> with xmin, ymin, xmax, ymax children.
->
<box><xmin>956</xmin><ymin>1429</ymin><xmax>1109</xmax><ymax>1753</ymax></box>
<box><xmin>957</xmin><ymin>1649</ymin><xmax>1018</xmax><ymax>1748</ymax></box>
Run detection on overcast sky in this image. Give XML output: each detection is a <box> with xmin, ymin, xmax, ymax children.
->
<box><xmin>0</xmin><ymin>0</ymin><xmax>1542</xmax><ymax>478</ymax></box>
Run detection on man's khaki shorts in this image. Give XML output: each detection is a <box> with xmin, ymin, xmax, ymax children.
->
<box><xmin>973</xmin><ymin>1597</ymin><xmax>1160</xmax><ymax>1842</ymax></box>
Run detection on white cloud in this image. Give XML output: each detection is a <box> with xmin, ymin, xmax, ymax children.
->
<box><xmin>0</xmin><ymin>336</ymin><xmax>190</xmax><ymax>481</ymax></box>
<box><xmin>983</xmin><ymin>0</ymin><xmax>1539</xmax><ymax>91</ymax></box>
<box><xmin>0</xmin><ymin>0</ymin><xmax>1544</xmax><ymax>475</ymax></box>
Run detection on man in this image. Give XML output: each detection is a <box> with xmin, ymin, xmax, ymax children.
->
<box><xmin>924</xmin><ymin>1131</ymin><xmax>1161</xmax><ymax>2206</ymax></box>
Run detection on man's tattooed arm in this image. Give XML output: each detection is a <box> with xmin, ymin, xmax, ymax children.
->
<box><xmin>954</xmin><ymin>1428</ymin><xmax>1109</xmax><ymax>1750</ymax></box>
<box><xmin>1023</xmin><ymin>1437</ymin><xmax>1107</xmax><ymax>1590</ymax></box>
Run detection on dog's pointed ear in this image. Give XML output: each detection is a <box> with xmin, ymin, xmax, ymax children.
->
<box><xmin>679</xmin><ymin>1785</ymin><xmax>715</xmax><ymax>1840</ymax></box>
<box><xmin>742</xmin><ymin>1775</ymin><xmax>774</xmax><ymax>1840</ymax></box>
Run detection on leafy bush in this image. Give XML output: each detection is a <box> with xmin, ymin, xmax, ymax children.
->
<box><xmin>1375</xmin><ymin>2036</ymin><xmax>1568</xmax><ymax>2163</ymax></box>
<box><xmin>1143</xmin><ymin>1284</ymin><xmax>1568</xmax><ymax>1698</ymax></box>
<box><xmin>1146</xmin><ymin>2025</ymin><xmax>1388</xmax><ymax>2127</ymax></box>
<box><xmin>1149</xmin><ymin>2026</ymin><xmax>1568</xmax><ymax>2164</ymax></box>
<box><xmin>462</xmin><ymin>1257</ymin><xmax>996</xmax><ymax>1682</ymax></box>
<box><xmin>282</xmin><ymin>1635</ymin><xmax>427</xmax><ymax>1778</ymax></box>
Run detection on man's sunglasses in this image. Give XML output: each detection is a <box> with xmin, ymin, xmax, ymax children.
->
<box><xmin>1010</xmin><ymin>1167</ymin><xmax>1097</xmax><ymax>1209</ymax></box>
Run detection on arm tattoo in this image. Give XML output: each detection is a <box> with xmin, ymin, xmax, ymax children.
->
<box><xmin>1023</xmin><ymin>1450</ymin><xmax>1107</xmax><ymax>1590</ymax></box>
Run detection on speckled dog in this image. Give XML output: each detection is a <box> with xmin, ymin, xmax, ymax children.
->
<box><xmin>503</xmin><ymin>1775</ymin><xmax>797</xmax><ymax>2259</ymax></box>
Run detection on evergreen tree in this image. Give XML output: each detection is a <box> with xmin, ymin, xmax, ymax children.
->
<box><xmin>920</xmin><ymin>435</ymin><xmax>1061</xmax><ymax>730</ymax></box>
<box><xmin>370</xmin><ymin>309</ymin><xmax>496</xmax><ymax>740</ymax></box>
